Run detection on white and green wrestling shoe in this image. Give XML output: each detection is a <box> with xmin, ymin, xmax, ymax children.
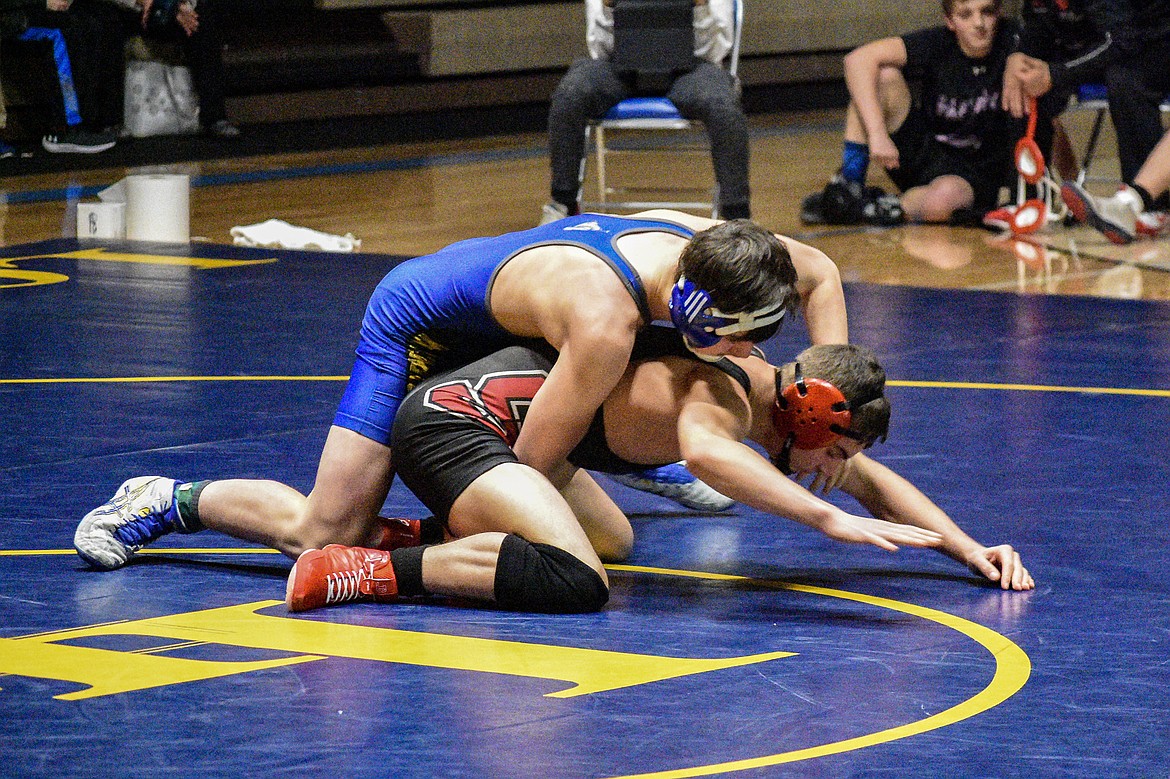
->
<box><xmin>610</xmin><ymin>462</ymin><xmax>735</xmax><ymax>512</ymax></box>
<box><xmin>74</xmin><ymin>476</ymin><xmax>196</xmax><ymax>570</ymax></box>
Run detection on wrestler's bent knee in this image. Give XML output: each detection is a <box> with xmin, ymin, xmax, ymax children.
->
<box><xmin>493</xmin><ymin>534</ymin><xmax>609</xmax><ymax>613</ymax></box>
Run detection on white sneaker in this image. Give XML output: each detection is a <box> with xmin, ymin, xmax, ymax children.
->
<box><xmin>540</xmin><ymin>201</ymin><xmax>569</xmax><ymax>226</ymax></box>
<box><xmin>1061</xmin><ymin>182</ymin><xmax>1141</xmax><ymax>244</ymax></box>
<box><xmin>74</xmin><ymin>477</ymin><xmax>187</xmax><ymax>570</ymax></box>
<box><xmin>610</xmin><ymin>462</ymin><xmax>735</xmax><ymax>511</ymax></box>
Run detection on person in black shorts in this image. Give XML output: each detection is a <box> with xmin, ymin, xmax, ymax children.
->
<box><xmin>801</xmin><ymin>0</ymin><xmax>1021</xmax><ymax>226</ymax></box>
<box><xmin>285</xmin><ymin>330</ymin><xmax>1034</xmax><ymax>615</ymax></box>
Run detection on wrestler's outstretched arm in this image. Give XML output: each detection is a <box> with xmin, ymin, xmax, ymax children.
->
<box><xmin>676</xmin><ymin>398</ymin><xmax>942</xmax><ymax>552</ymax></box>
<box><xmin>836</xmin><ymin>454</ymin><xmax>1035</xmax><ymax>591</ymax></box>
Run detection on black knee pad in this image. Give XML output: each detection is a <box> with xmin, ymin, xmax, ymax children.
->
<box><xmin>494</xmin><ymin>534</ymin><xmax>609</xmax><ymax>614</ymax></box>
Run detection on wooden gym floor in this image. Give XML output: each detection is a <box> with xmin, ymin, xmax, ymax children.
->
<box><xmin>3</xmin><ymin>108</ymin><xmax>1169</xmax><ymax>298</ymax></box>
<box><xmin>2</xmin><ymin>109</ymin><xmax>1169</xmax><ymax>777</ymax></box>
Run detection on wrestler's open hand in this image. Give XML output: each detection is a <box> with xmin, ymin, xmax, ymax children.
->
<box><xmin>966</xmin><ymin>544</ymin><xmax>1034</xmax><ymax>590</ymax></box>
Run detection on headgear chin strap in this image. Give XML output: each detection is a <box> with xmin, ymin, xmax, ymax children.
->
<box><xmin>771</xmin><ymin>363</ymin><xmax>883</xmax><ymax>451</ymax></box>
<box><xmin>670</xmin><ymin>276</ymin><xmax>787</xmax><ymax>349</ymax></box>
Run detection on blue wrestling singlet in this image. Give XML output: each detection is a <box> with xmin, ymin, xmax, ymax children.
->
<box><xmin>334</xmin><ymin>214</ymin><xmax>696</xmax><ymax>444</ymax></box>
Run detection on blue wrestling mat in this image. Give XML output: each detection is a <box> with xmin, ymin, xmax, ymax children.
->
<box><xmin>2</xmin><ymin>239</ymin><xmax>1169</xmax><ymax>777</ymax></box>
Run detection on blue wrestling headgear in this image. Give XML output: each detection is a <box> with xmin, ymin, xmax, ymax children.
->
<box><xmin>669</xmin><ymin>276</ymin><xmax>788</xmax><ymax>349</ymax></box>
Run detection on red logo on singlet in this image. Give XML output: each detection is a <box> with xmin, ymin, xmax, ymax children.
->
<box><xmin>423</xmin><ymin>370</ymin><xmax>547</xmax><ymax>445</ymax></box>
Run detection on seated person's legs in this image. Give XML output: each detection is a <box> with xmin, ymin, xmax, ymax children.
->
<box><xmin>139</xmin><ymin>0</ymin><xmax>237</xmax><ymax>137</ymax></box>
<box><xmin>178</xmin><ymin>0</ymin><xmax>235</xmax><ymax>136</ymax></box>
<box><xmin>65</xmin><ymin>0</ymin><xmax>124</xmax><ymax>133</ymax></box>
<box><xmin>1061</xmin><ymin>127</ymin><xmax>1170</xmax><ymax>244</ymax></box>
<box><xmin>899</xmin><ymin>174</ymin><xmax>975</xmax><ymax>223</ymax></box>
<box><xmin>667</xmin><ymin>62</ymin><xmax>750</xmax><ymax>219</ymax></box>
<box><xmin>1105</xmin><ymin>60</ymin><xmax>1169</xmax><ymax>209</ymax></box>
<box><xmin>1134</xmin><ymin>130</ymin><xmax>1170</xmax><ymax>201</ymax></box>
<box><xmin>8</xmin><ymin>10</ymin><xmax>118</xmax><ymax>152</ymax></box>
<box><xmin>1034</xmin><ymin>86</ymin><xmax>1078</xmax><ymax>181</ymax></box>
<box><xmin>1048</xmin><ymin>117</ymin><xmax>1080</xmax><ymax>183</ymax></box>
<box><xmin>546</xmin><ymin>57</ymin><xmax>631</xmax><ymax>219</ymax></box>
<box><xmin>882</xmin><ymin>105</ymin><xmax>1003</xmax><ymax>224</ymax></box>
<box><xmin>801</xmin><ymin>66</ymin><xmax>909</xmax><ymax>226</ymax></box>
<box><xmin>1063</xmin><ymin>64</ymin><xmax>1170</xmax><ymax>242</ymax></box>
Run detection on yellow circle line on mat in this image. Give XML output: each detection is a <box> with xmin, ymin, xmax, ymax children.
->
<box><xmin>888</xmin><ymin>378</ymin><xmax>1170</xmax><ymax>397</ymax></box>
<box><xmin>7</xmin><ymin>551</ymin><xmax>1028</xmax><ymax>771</ymax></box>
<box><xmin>1</xmin><ymin>374</ymin><xmax>1167</xmax><ymax>397</ymax></box>
<box><xmin>602</xmin><ymin>563</ymin><xmax>1032</xmax><ymax>778</ymax></box>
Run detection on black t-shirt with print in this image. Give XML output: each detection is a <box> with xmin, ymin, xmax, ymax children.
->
<box><xmin>901</xmin><ymin>19</ymin><xmax>1019</xmax><ymax>157</ymax></box>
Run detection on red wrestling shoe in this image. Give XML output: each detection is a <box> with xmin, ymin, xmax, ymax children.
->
<box><xmin>372</xmin><ymin>516</ymin><xmax>421</xmax><ymax>550</ymax></box>
<box><xmin>286</xmin><ymin>544</ymin><xmax>398</xmax><ymax>612</ymax></box>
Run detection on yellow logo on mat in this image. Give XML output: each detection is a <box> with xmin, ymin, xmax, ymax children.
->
<box><xmin>0</xmin><ymin>247</ymin><xmax>276</xmax><ymax>289</ymax></box>
<box><xmin>0</xmin><ymin>599</ymin><xmax>792</xmax><ymax>700</ymax></box>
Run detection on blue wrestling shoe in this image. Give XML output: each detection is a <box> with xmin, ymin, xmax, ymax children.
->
<box><xmin>74</xmin><ymin>477</ymin><xmax>192</xmax><ymax>570</ymax></box>
<box><xmin>610</xmin><ymin>462</ymin><xmax>735</xmax><ymax>512</ymax></box>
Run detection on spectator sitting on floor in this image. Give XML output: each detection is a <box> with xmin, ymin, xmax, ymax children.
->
<box><xmin>801</xmin><ymin>0</ymin><xmax>1021</xmax><ymax>227</ymax></box>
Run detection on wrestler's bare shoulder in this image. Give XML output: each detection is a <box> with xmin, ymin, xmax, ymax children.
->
<box><xmin>627</xmin><ymin>209</ymin><xmax>722</xmax><ymax>231</ymax></box>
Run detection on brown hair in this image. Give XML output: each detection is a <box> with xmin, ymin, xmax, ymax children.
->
<box><xmin>677</xmin><ymin>220</ymin><xmax>799</xmax><ymax>342</ymax></box>
<box><xmin>942</xmin><ymin>0</ymin><xmax>1001</xmax><ymax>17</ymax></box>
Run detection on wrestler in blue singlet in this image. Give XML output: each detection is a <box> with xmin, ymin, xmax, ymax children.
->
<box><xmin>334</xmin><ymin>214</ymin><xmax>695</xmax><ymax>444</ymax></box>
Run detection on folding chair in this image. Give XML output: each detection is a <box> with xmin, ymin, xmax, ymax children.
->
<box><xmin>1068</xmin><ymin>83</ymin><xmax>1170</xmax><ymax>184</ymax></box>
<box><xmin>1069</xmin><ymin>83</ymin><xmax>1112</xmax><ymax>184</ymax></box>
<box><xmin>578</xmin><ymin>0</ymin><xmax>743</xmax><ymax>216</ymax></box>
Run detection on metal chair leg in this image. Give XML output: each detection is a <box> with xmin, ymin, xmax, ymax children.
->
<box><xmin>1077</xmin><ymin>107</ymin><xmax>1107</xmax><ymax>186</ymax></box>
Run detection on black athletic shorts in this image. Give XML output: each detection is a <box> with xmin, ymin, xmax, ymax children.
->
<box><xmin>391</xmin><ymin>344</ymin><xmax>553</xmax><ymax>521</ymax></box>
<box><xmin>887</xmin><ymin>108</ymin><xmax>1009</xmax><ymax>211</ymax></box>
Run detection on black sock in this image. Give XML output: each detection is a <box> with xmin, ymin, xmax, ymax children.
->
<box><xmin>1131</xmin><ymin>183</ymin><xmax>1155</xmax><ymax>212</ymax></box>
<box><xmin>390</xmin><ymin>546</ymin><xmax>427</xmax><ymax>596</ymax></box>
<box><xmin>418</xmin><ymin>517</ymin><xmax>444</xmax><ymax>545</ymax></box>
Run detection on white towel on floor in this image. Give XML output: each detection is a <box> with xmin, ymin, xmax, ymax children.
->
<box><xmin>230</xmin><ymin>219</ymin><xmax>361</xmax><ymax>253</ymax></box>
